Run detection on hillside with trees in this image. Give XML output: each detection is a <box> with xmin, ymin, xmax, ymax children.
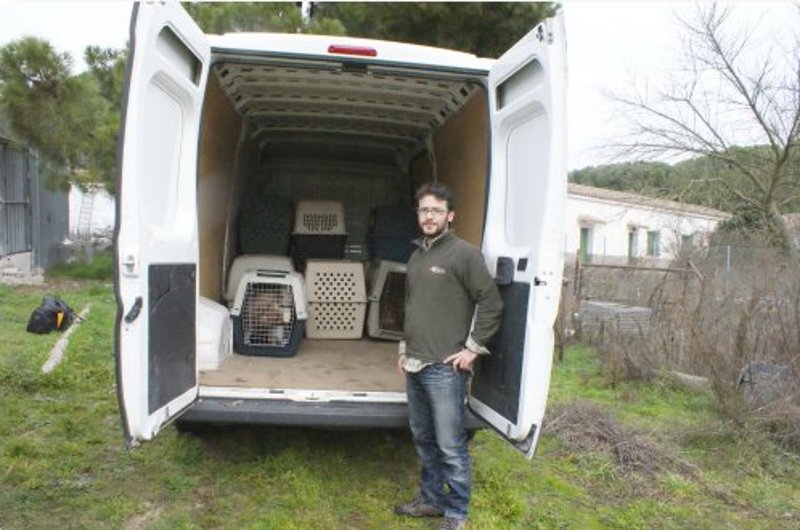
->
<box><xmin>571</xmin><ymin>146</ymin><xmax>800</xmax><ymax>213</ymax></box>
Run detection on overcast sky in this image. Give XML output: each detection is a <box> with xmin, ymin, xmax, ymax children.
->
<box><xmin>0</xmin><ymin>1</ymin><xmax>797</xmax><ymax>170</ymax></box>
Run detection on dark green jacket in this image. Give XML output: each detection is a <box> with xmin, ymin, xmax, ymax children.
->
<box><xmin>403</xmin><ymin>231</ymin><xmax>503</xmax><ymax>363</ymax></box>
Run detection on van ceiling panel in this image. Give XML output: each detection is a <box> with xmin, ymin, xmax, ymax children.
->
<box><xmin>213</xmin><ymin>62</ymin><xmax>479</xmax><ymax>161</ymax></box>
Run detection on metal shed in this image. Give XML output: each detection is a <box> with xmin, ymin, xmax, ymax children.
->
<box><xmin>0</xmin><ymin>136</ymin><xmax>68</xmax><ymax>272</ymax></box>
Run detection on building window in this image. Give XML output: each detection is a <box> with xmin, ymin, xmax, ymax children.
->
<box><xmin>681</xmin><ymin>233</ymin><xmax>694</xmax><ymax>250</ymax></box>
<box><xmin>628</xmin><ymin>229</ymin><xmax>638</xmax><ymax>258</ymax></box>
<box><xmin>579</xmin><ymin>226</ymin><xmax>592</xmax><ymax>262</ymax></box>
<box><xmin>647</xmin><ymin>230</ymin><xmax>661</xmax><ymax>257</ymax></box>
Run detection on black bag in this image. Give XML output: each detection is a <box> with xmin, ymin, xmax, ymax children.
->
<box><xmin>26</xmin><ymin>297</ymin><xmax>76</xmax><ymax>334</ymax></box>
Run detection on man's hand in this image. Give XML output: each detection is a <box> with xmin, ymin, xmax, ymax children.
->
<box><xmin>444</xmin><ymin>348</ymin><xmax>478</xmax><ymax>373</ymax></box>
<box><xmin>397</xmin><ymin>354</ymin><xmax>406</xmax><ymax>374</ymax></box>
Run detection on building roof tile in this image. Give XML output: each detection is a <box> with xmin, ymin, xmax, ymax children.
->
<box><xmin>568</xmin><ymin>183</ymin><xmax>730</xmax><ymax>220</ymax></box>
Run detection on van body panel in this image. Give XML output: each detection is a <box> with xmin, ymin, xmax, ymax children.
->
<box><xmin>116</xmin><ymin>1</ymin><xmax>210</xmax><ymax>445</ymax></box>
<box><xmin>177</xmin><ymin>392</ymin><xmax>484</xmax><ymax>430</ymax></box>
<box><xmin>430</xmin><ymin>93</ymin><xmax>489</xmax><ymax>247</ymax></box>
<box><xmin>178</xmin><ymin>397</ymin><xmax>412</xmax><ymax>429</ymax></box>
<box><xmin>198</xmin><ymin>73</ymin><xmax>242</xmax><ymax>299</ymax></box>
<box><xmin>208</xmin><ymin>33</ymin><xmax>495</xmax><ymax>72</ymax></box>
<box><xmin>469</xmin><ymin>14</ymin><xmax>567</xmax><ymax>457</ymax></box>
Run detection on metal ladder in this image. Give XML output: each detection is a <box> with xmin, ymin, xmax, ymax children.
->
<box><xmin>77</xmin><ymin>191</ymin><xmax>94</xmax><ymax>241</ymax></box>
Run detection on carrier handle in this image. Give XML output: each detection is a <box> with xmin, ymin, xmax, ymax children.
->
<box><xmin>256</xmin><ymin>270</ymin><xmax>288</xmax><ymax>278</ymax></box>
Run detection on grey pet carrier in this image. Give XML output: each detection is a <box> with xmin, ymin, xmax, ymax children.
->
<box><xmin>230</xmin><ymin>269</ymin><xmax>307</xmax><ymax>357</ymax></box>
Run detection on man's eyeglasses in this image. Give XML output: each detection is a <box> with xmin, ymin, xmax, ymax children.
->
<box><xmin>416</xmin><ymin>207</ymin><xmax>448</xmax><ymax>217</ymax></box>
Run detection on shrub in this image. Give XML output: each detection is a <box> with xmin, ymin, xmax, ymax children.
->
<box><xmin>574</xmin><ymin>245</ymin><xmax>800</xmax><ymax>450</ymax></box>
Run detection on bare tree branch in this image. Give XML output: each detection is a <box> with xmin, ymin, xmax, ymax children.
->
<box><xmin>607</xmin><ymin>1</ymin><xmax>800</xmax><ymax>250</ymax></box>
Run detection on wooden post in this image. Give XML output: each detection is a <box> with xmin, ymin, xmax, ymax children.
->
<box><xmin>555</xmin><ymin>278</ymin><xmax>569</xmax><ymax>362</ymax></box>
<box><xmin>574</xmin><ymin>253</ymin><xmax>583</xmax><ymax>342</ymax></box>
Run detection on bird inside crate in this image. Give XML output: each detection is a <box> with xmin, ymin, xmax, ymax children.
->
<box><xmin>231</xmin><ymin>270</ymin><xmax>307</xmax><ymax>356</ymax></box>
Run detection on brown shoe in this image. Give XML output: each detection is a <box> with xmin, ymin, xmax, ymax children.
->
<box><xmin>393</xmin><ymin>497</ymin><xmax>443</xmax><ymax>518</ymax></box>
<box><xmin>439</xmin><ymin>516</ymin><xmax>468</xmax><ymax>530</ymax></box>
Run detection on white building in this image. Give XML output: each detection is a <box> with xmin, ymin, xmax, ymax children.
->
<box><xmin>565</xmin><ymin>183</ymin><xmax>730</xmax><ymax>265</ymax></box>
<box><xmin>68</xmin><ymin>184</ymin><xmax>115</xmax><ymax>237</ymax></box>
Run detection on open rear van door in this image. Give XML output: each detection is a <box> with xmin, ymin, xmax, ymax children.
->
<box><xmin>114</xmin><ymin>2</ymin><xmax>210</xmax><ymax>447</ymax></box>
<box><xmin>469</xmin><ymin>13</ymin><xmax>567</xmax><ymax>457</ymax></box>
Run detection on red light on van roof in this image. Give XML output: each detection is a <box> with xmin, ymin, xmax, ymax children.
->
<box><xmin>328</xmin><ymin>44</ymin><xmax>377</xmax><ymax>57</ymax></box>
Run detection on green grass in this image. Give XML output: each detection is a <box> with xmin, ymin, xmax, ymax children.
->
<box><xmin>46</xmin><ymin>250</ymin><xmax>114</xmax><ymax>281</ymax></box>
<box><xmin>1</xmin><ymin>282</ymin><xmax>798</xmax><ymax>529</ymax></box>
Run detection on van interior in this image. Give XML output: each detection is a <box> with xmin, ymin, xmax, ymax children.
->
<box><xmin>196</xmin><ymin>53</ymin><xmax>491</xmax><ymax>395</ymax></box>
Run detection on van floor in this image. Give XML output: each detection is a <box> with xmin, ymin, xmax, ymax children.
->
<box><xmin>199</xmin><ymin>338</ymin><xmax>405</xmax><ymax>392</ymax></box>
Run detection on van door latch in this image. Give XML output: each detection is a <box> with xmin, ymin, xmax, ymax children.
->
<box><xmin>534</xmin><ymin>277</ymin><xmax>548</xmax><ymax>286</ymax></box>
<box><xmin>121</xmin><ymin>253</ymin><xmax>138</xmax><ymax>276</ymax></box>
<box><xmin>124</xmin><ymin>297</ymin><xmax>143</xmax><ymax>323</ymax></box>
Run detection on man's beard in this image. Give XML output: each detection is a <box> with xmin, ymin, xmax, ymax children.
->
<box><xmin>421</xmin><ymin>220</ymin><xmax>448</xmax><ymax>238</ymax></box>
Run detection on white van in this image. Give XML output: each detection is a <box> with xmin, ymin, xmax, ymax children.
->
<box><xmin>114</xmin><ymin>2</ymin><xmax>567</xmax><ymax>458</ymax></box>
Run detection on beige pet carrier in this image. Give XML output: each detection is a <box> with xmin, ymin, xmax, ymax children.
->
<box><xmin>304</xmin><ymin>259</ymin><xmax>367</xmax><ymax>339</ymax></box>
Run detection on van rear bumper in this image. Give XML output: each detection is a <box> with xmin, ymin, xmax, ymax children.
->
<box><xmin>176</xmin><ymin>396</ymin><xmax>484</xmax><ymax>430</ymax></box>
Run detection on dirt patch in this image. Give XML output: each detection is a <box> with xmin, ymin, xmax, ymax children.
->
<box><xmin>545</xmin><ymin>401</ymin><xmax>696</xmax><ymax>477</ymax></box>
<box><xmin>121</xmin><ymin>502</ymin><xmax>163</xmax><ymax>530</ymax></box>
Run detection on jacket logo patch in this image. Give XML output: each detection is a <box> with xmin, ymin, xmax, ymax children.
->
<box><xmin>429</xmin><ymin>266</ymin><xmax>446</xmax><ymax>274</ymax></box>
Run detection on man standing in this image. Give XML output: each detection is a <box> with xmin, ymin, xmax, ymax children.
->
<box><xmin>394</xmin><ymin>182</ymin><xmax>503</xmax><ymax>530</ymax></box>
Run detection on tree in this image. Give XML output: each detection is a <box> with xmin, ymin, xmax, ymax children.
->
<box><xmin>0</xmin><ymin>37</ymin><xmax>124</xmax><ymax>192</ymax></box>
<box><xmin>671</xmin><ymin>146</ymin><xmax>800</xmax><ymax>214</ymax></box>
<box><xmin>84</xmin><ymin>46</ymin><xmax>127</xmax><ymax>111</ymax></box>
<box><xmin>79</xmin><ymin>46</ymin><xmax>128</xmax><ymax>192</ymax></box>
<box><xmin>182</xmin><ymin>2</ymin><xmax>555</xmax><ymax>58</ymax></box>
<box><xmin>316</xmin><ymin>2</ymin><xmax>556</xmax><ymax>58</ymax></box>
<box><xmin>0</xmin><ymin>37</ymin><xmax>89</xmax><ymax>190</ymax></box>
<box><xmin>183</xmin><ymin>2</ymin><xmax>345</xmax><ymax>35</ymax></box>
<box><xmin>569</xmin><ymin>160</ymin><xmax>675</xmax><ymax>195</ymax></box>
<box><xmin>608</xmin><ymin>3</ymin><xmax>800</xmax><ymax>250</ymax></box>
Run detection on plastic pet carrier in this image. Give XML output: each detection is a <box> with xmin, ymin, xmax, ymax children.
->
<box><xmin>225</xmin><ymin>255</ymin><xmax>294</xmax><ymax>302</ymax></box>
<box><xmin>238</xmin><ymin>194</ymin><xmax>293</xmax><ymax>255</ymax></box>
<box><xmin>292</xmin><ymin>200</ymin><xmax>347</xmax><ymax>269</ymax></box>
<box><xmin>197</xmin><ymin>297</ymin><xmax>233</xmax><ymax>370</ymax></box>
<box><xmin>367</xmin><ymin>260</ymin><xmax>407</xmax><ymax>341</ymax></box>
<box><xmin>304</xmin><ymin>260</ymin><xmax>367</xmax><ymax>339</ymax></box>
<box><xmin>230</xmin><ymin>270</ymin><xmax>307</xmax><ymax>357</ymax></box>
<box><xmin>368</xmin><ymin>205</ymin><xmax>418</xmax><ymax>263</ymax></box>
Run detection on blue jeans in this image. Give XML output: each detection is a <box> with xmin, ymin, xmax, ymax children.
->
<box><xmin>406</xmin><ymin>363</ymin><xmax>471</xmax><ymax>520</ymax></box>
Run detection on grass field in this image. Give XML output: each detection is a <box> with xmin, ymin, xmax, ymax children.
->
<box><xmin>1</xmin><ymin>278</ymin><xmax>798</xmax><ymax>529</ymax></box>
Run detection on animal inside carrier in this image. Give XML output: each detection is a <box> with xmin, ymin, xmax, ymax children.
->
<box><xmin>367</xmin><ymin>260</ymin><xmax>407</xmax><ymax>341</ymax></box>
<box><xmin>230</xmin><ymin>270</ymin><xmax>307</xmax><ymax>356</ymax></box>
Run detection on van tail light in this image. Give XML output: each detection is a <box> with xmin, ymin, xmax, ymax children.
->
<box><xmin>328</xmin><ymin>44</ymin><xmax>377</xmax><ymax>57</ymax></box>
